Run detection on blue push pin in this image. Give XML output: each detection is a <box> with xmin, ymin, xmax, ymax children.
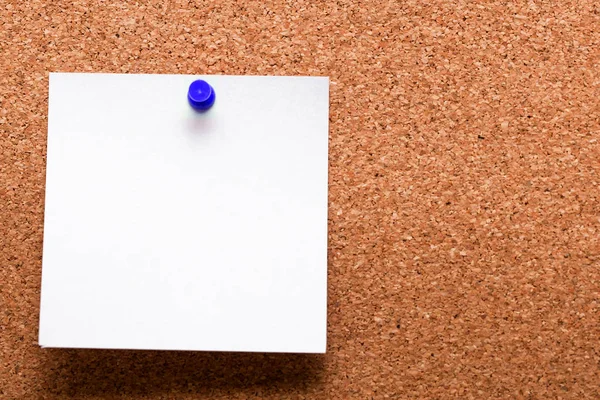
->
<box><xmin>188</xmin><ymin>79</ymin><xmax>216</xmax><ymax>111</ymax></box>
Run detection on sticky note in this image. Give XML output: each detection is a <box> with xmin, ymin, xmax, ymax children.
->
<box><xmin>39</xmin><ymin>73</ymin><xmax>329</xmax><ymax>353</ymax></box>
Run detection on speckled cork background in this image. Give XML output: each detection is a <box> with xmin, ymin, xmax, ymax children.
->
<box><xmin>1</xmin><ymin>0</ymin><xmax>600</xmax><ymax>398</ymax></box>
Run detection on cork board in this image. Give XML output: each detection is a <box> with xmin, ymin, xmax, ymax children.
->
<box><xmin>1</xmin><ymin>0</ymin><xmax>599</xmax><ymax>398</ymax></box>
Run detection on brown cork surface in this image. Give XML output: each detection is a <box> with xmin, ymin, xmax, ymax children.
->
<box><xmin>1</xmin><ymin>0</ymin><xmax>600</xmax><ymax>398</ymax></box>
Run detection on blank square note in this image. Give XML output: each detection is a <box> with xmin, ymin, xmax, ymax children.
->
<box><xmin>39</xmin><ymin>73</ymin><xmax>329</xmax><ymax>353</ymax></box>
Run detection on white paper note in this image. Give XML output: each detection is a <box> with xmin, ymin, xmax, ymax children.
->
<box><xmin>39</xmin><ymin>73</ymin><xmax>329</xmax><ymax>353</ymax></box>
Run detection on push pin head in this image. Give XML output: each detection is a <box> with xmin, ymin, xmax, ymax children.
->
<box><xmin>188</xmin><ymin>79</ymin><xmax>216</xmax><ymax>111</ymax></box>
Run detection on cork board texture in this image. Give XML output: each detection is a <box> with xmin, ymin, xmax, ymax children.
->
<box><xmin>1</xmin><ymin>0</ymin><xmax>599</xmax><ymax>398</ymax></box>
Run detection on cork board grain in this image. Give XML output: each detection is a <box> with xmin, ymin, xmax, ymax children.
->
<box><xmin>1</xmin><ymin>0</ymin><xmax>600</xmax><ymax>398</ymax></box>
